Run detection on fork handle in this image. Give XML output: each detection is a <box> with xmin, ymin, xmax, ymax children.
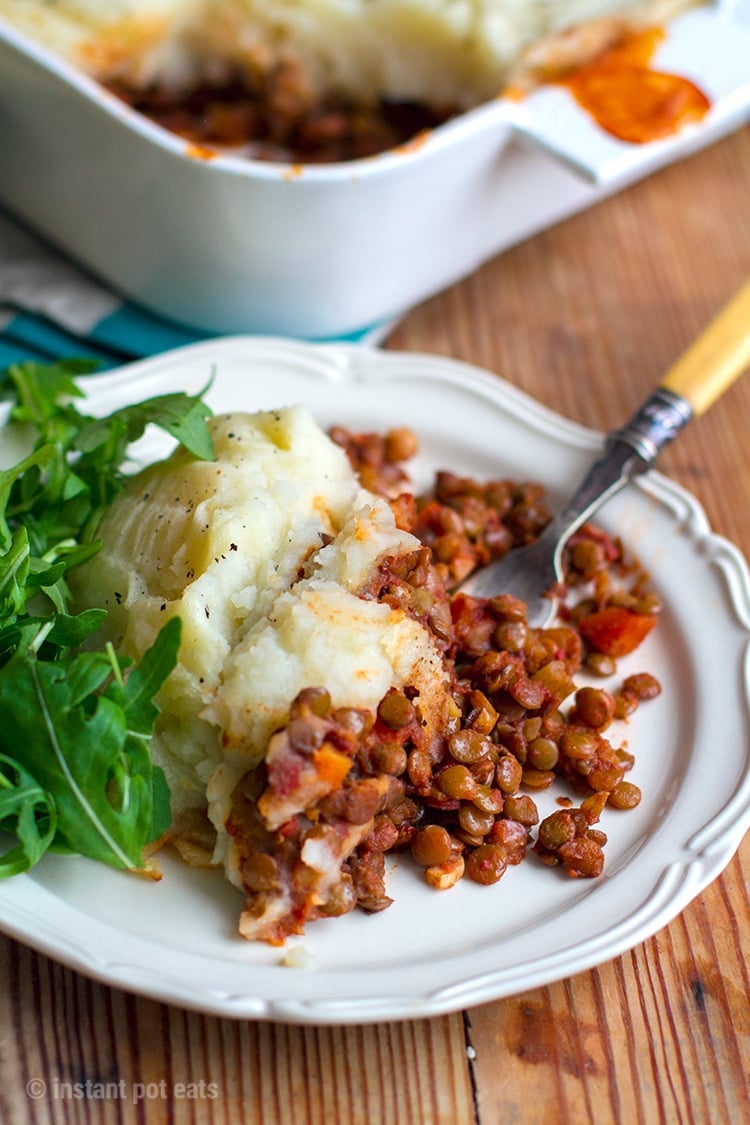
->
<box><xmin>659</xmin><ymin>278</ymin><xmax>750</xmax><ymax>415</ymax></box>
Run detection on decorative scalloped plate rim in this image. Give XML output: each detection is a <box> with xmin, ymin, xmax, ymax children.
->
<box><xmin>1</xmin><ymin>337</ymin><xmax>748</xmax><ymax>1025</ymax></box>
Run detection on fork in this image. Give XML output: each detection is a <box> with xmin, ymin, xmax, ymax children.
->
<box><xmin>459</xmin><ymin>278</ymin><xmax>750</xmax><ymax>625</ymax></box>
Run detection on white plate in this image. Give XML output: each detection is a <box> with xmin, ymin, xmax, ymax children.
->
<box><xmin>1</xmin><ymin>337</ymin><xmax>749</xmax><ymax>1024</ymax></box>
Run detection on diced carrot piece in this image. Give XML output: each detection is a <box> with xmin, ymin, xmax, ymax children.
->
<box><xmin>578</xmin><ymin>606</ymin><xmax>657</xmax><ymax>657</ymax></box>
<box><xmin>312</xmin><ymin>742</ymin><xmax>353</xmax><ymax>788</ymax></box>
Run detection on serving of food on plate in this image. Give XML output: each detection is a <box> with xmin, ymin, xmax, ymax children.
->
<box><xmin>0</xmin><ymin>356</ymin><xmax>660</xmax><ymax>945</ymax></box>
<box><xmin>73</xmin><ymin>400</ymin><xmax>664</xmax><ymax>944</ymax></box>
<box><xmin>0</xmin><ymin>339</ymin><xmax>748</xmax><ymax>1022</ymax></box>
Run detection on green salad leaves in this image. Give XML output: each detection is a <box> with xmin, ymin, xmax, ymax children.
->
<box><xmin>0</xmin><ymin>359</ymin><xmax>214</xmax><ymax>876</ymax></box>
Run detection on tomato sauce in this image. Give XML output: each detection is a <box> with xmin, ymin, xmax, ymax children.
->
<box><xmin>559</xmin><ymin>27</ymin><xmax>710</xmax><ymax>143</ymax></box>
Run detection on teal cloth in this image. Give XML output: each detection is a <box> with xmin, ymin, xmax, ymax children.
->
<box><xmin>0</xmin><ymin>304</ymin><xmax>383</xmax><ymax>370</ymax></box>
<box><xmin>0</xmin><ymin>208</ymin><xmax>387</xmax><ymax>370</ymax></box>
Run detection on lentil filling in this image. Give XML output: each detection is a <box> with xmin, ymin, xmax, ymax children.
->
<box><xmin>106</xmin><ymin>65</ymin><xmax>455</xmax><ymax>164</ymax></box>
<box><xmin>224</xmin><ymin>425</ymin><xmax>662</xmax><ymax>943</ymax></box>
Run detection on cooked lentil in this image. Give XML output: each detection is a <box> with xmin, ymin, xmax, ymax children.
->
<box><xmin>223</xmin><ymin>424</ymin><xmax>663</xmax><ymax>940</ymax></box>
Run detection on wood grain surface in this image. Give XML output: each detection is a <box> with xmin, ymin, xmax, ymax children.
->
<box><xmin>1</xmin><ymin>126</ymin><xmax>749</xmax><ymax>1125</ymax></box>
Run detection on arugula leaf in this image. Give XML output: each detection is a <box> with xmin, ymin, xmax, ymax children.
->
<box><xmin>0</xmin><ymin>609</ymin><xmax>108</xmax><ymax>663</ymax></box>
<box><xmin>149</xmin><ymin>768</ymin><xmax>173</xmax><ymax>846</ymax></box>
<box><xmin>0</xmin><ymin>358</ymin><xmax>95</xmax><ymax>414</ymax></box>
<box><xmin>0</xmin><ymin>527</ymin><xmax>30</xmax><ymax>619</ymax></box>
<box><xmin>0</xmin><ymin>446</ymin><xmax>56</xmax><ymax>549</ymax></box>
<box><xmin>0</xmin><ymin>619</ymin><xmax>180</xmax><ymax>870</ymax></box>
<box><xmin>0</xmin><ymin>362</ymin><xmax>215</xmax><ymax>650</ymax></box>
<box><xmin>106</xmin><ymin>616</ymin><xmax>181</xmax><ymax>736</ymax></box>
<box><xmin>76</xmin><ymin>388</ymin><xmax>216</xmax><ymax>463</ymax></box>
<box><xmin>0</xmin><ymin>756</ymin><xmax>57</xmax><ymax>876</ymax></box>
<box><xmin>0</xmin><ymin>359</ymin><xmax>216</xmax><ymax>875</ymax></box>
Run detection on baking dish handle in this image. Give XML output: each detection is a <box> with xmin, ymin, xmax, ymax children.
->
<box><xmin>504</xmin><ymin>4</ymin><xmax>750</xmax><ymax>185</ymax></box>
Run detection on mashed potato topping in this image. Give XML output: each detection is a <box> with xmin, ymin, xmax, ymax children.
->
<box><xmin>76</xmin><ymin>408</ymin><xmax>359</xmax><ymax>790</ymax></box>
<box><xmin>74</xmin><ymin>406</ymin><xmax>451</xmax><ymax>927</ymax></box>
<box><xmin>205</xmin><ymin>497</ymin><xmax>448</xmax><ymax>853</ymax></box>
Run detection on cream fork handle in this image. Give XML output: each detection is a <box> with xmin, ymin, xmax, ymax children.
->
<box><xmin>660</xmin><ymin>278</ymin><xmax>750</xmax><ymax>416</ymax></box>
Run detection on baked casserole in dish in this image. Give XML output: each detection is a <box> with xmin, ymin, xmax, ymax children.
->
<box><xmin>0</xmin><ymin>0</ymin><xmax>748</xmax><ymax>336</ymax></box>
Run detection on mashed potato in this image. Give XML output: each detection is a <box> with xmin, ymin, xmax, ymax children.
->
<box><xmin>0</xmin><ymin>0</ymin><xmax>700</xmax><ymax>107</ymax></box>
<box><xmin>73</xmin><ymin>406</ymin><xmax>450</xmax><ymax>902</ymax></box>
<box><xmin>75</xmin><ymin>407</ymin><xmax>358</xmax><ymax>797</ymax></box>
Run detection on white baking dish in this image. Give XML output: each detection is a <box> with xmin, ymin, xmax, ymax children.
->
<box><xmin>0</xmin><ymin>3</ymin><xmax>749</xmax><ymax>340</ymax></box>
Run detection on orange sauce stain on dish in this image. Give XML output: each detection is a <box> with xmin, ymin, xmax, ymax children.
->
<box><xmin>184</xmin><ymin>142</ymin><xmax>217</xmax><ymax>161</ymax></box>
<box><xmin>560</xmin><ymin>27</ymin><xmax>710</xmax><ymax>143</ymax></box>
<box><xmin>391</xmin><ymin>128</ymin><xmax>433</xmax><ymax>157</ymax></box>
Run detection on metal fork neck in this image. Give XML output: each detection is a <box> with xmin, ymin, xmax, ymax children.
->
<box><xmin>610</xmin><ymin>386</ymin><xmax>693</xmax><ymax>463</ymax></box>
<box><xmin>552</xmin><ymin>387</ymin><xmax>693</xmax><ymax>546</ymax></box>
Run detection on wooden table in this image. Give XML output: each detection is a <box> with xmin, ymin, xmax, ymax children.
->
<box><xmin>2</xmin><ymin>126</ymin><xmax>749</xmax><ymax>1125</ymax></box>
